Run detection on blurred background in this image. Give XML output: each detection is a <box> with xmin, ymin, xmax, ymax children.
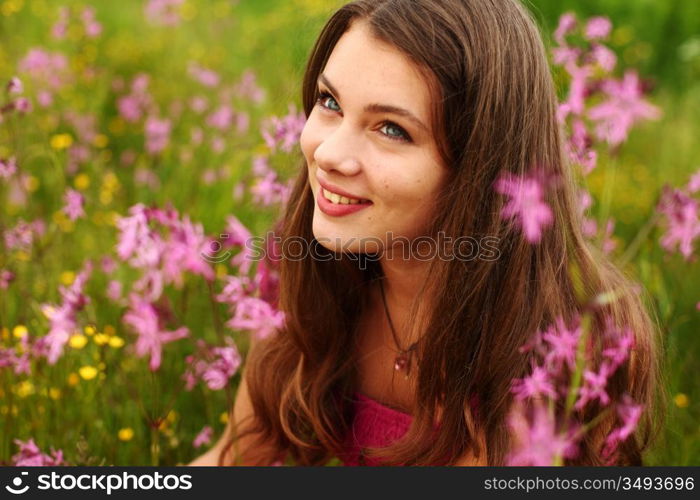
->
<box><xmin>0</xmin><ymin>0</ymin><xmax>698</xmax><ymax>465</ymax></box>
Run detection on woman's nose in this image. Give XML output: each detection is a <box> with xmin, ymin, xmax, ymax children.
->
<box><xmin>312</xmin><ymin>122</ymin><xmax>362</xmax><ymax>176</ymax></box>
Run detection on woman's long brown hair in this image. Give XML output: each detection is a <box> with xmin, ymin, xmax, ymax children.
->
<box><xmin>221</xmin><ymin>0</ymin><xmax>665</xmax><ymax>466</ymax></box>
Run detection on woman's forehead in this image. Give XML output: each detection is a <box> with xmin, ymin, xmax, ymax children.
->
<box><xmin>321</xmin><ymin>21</ymin><xmax>434</xmax><ymax>123</ymax></box>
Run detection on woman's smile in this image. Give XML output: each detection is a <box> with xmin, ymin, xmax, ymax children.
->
<box><xmin>300</xmin><ymin>20</ymin><xmax>448</xmax><ymax>253</ymax></box>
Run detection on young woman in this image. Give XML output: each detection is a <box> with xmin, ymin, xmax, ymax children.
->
<box><xmin>190</xmin><ymin>0</ymin><xmax>663</xmax><ymax>466</ymax></box>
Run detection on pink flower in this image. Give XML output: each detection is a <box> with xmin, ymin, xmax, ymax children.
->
<box><xmin>553</xmin><ymin>13</ymin><xmax>577</xmax><ymax>45</ymax></box>
<box><xmin>511</xmin><ymin>363</ymin><xmax>558</xmax><ymax>401</ymax></box>
<box><xmin>63</xmin><ymin>188</ymin><xmax>86</xmax><ymax>221</ymax></box>
<box><xmin>7</xmin><ymin>76</ymin><xmax>23</xmax><ymax>94</ymax></box>
<box><xmin>144</xmin><ymin>0</ymin><xmax>184</xmax><ymax>26</ymax></box>
<box><xmin>188</xmin><ymin>62</ymin><xmax>220</xmax><ymax>87</ymax></box>
<box><xmin>657</xmin><ymin>186</ymin><xmax>700</xmax><ymax>260</ymax></box>
<box><xmin>51</xmin><ymin>7</ymin><xmax>69</xmax><ymax>40</ymax></box>
<box><xmin>0</xmin><ymin>268</ymin><xmax>15</xmax><ymax>289</ymax></box>
<box><xmin>559</xmin><ymin>63</ymin><xmax>592</xmax><ymax>122</ymax></box>
<box><xmin>123</xmin><ymin>293</ymin><xmax>189</xmax><ymax>371</ymax></box>
<box><xmin>565</xmin><ymin>119</ymin><xmax>597</xmax><ymax>175</ymax></box>
<box><xmin>216</xmin><ymin>275</ymin><xmax>253</xmax><ymax>305</ymax></box>
<box><xmin>12</xmin><ymin>439</ymin><xmax>65</xmax><ymax>466</ymax></box>
<box><xmin>193</xmin><ymin>426</ymin><xmax>213</xmax><ymax>448</ymax></box>
<box><xmin>687</xmin><ymin>168</ymin><xmax>700</xmax><ymax>194</ymax></box>
<box><xmin>602</xmin><ymin>394</ymin><xmax>643</xmax><ymax>460</ymax></box>
<box><xmin>494</xmin><ymin>169</ymin><xmax>555</xmax><ymax>244</ymax></box>
<box><xmin>4</xmin><ymin>219</ymin><xmax>35</xmax><ymax>252</ymax></box>
<box><xmin>542</xmin><ymin>316</ymin><xmax>581</xmax><ymax>370</ymax></box>
<box><xmin>261</xmin><ymin>104</ymin><xmax>306</xmax><ymax>153</ymax></box>
<box><xmin>18</xmin><ymin>48</ymin><xmax>69</xmax><ymax>90</ymax></box>
<box><xmin>206</xmin><ymin>105</ymin><xmax>234</xmax><ymax>130</ymax></box>
<box><xmin>0</xmin><ymin>156</ymin><xmax>17</xmax><ymax>178</ymax></box>
<box><xmin>107</xmin><ymin>280</ymin><xmax>123</xmax><ymax>302</ymax></box>
<box><xmin>575</xmin><ymin>363</ymin><xmax>613</xmax><ymax>410</ymax></box>
<box><xmin>226</xmin><ymin>297</ymin><xmax>285</xmax><ymax>339</ymax></box>
<box><xmin>81</xmin><ymin>7</ymin><xmax>103</xmax><ymax>38</ymax></box>
<box><xmin>506</xmin><ymin>402</ymin><xmax>578</xmax><ymax>466</ymax></box>
<box><xmin>234</xmin><ymin>70</ymin><xmax>265</xmax><ymax>104</ymax></box>
<box><xmin>13</xmin><ymin>97</ymin><xmax>32</xmax><ymax>114</ymax></box>
<box><xmin>587</xmin><ymin>71</ymin><xmax>661</xmax><ymax>147</ymax></box>
<box><xmin>588</xmin><ymin>44</ymin><xmax>617</xmax><ymax>72</ymax></box>
<box><xmin>251</xmin><ymin>171</ymin><xmax>292</xmax><ymax>207</ymax></box>
<box><xmin>584</xmin><ymin>16</ymin><xmax>612</xmax><ymax>41</ymax></box>
<box><xmin>552</xmin><ymin>46</ymin><xmax>580</xmax><ymax>67</ymax></box>
<box><xmin>145</xmin><ymin>116</ymin><xmax>171</xmax><ymax>154</ymax></box>
<box><xmin>40</xmin><ymin>262</ymin><xmax>93</xmax><ymax>364</ymax></box>
<box><xmin>184</xmin><ymin>340</ymin><xmax>242</xmax><ymax>391</ymax></box>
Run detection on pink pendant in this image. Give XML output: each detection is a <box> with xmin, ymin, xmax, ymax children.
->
<box><xmin>394</xmin><ymin>354</ymin><xmax>408</xmax><ymax>371</ymax></box>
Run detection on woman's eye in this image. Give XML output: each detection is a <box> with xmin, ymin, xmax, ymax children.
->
<box><xmin>316</xmin><ymin>91</ymin><xmax>341</xmax><ymax>112</ymax></box>
<box><xmin>379</xmin><ymin>122</ymin><xmax>412</xmax><ymax>143</ymax></box>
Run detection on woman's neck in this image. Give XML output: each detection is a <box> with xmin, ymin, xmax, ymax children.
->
<box><xmin>376</xmin><ymin>253</ymin><xmax>433</xmax><ymax>347</ymax></box>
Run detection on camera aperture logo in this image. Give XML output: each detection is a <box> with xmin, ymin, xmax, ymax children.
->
<box><xmin>6</xmin><ymin>471</ymin><xmax>30</xmax><ymax>494</ymax></box>
<box><xmin>5</xmin><ymin>471</ymin><xmax>193</xmax><ymax>495</ymax></box>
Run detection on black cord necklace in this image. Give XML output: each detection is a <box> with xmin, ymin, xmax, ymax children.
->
<box><xmin>378</xmin><ymin>279</ymin><xmax>419</xmax><ymax>376</ymax></box>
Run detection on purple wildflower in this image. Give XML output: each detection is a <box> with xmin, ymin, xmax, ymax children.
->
<box><xmin>7</xmin><ymin>76</ymin><xmax>23</xmax><ymax>94</ymax></box>
<box><xmin>575</xmin><ymin>363</ymin><xmax>613</xmax><ymax>410</ymax></box>
<box><xmin>226</xmin><ymin>297</ymin><xmax>285</xmax><ymax>339</ymax></box>
<box><xmin>511</xmin><ymin>363</ymin><xmax>558</xmax><ymax>401</ymax></box>
<box><xmin>542</xmin><ymin>316</ymin><xmax>582</xmax><ymax>371</ymax></box>
<box><xmin>0</xmin><ymin>156</ymin><xmax>17</xmax><ymax>178</ymax></box>
<box><xmin>193</xmin><ymin>426</ymin><xmax>214</xmax><ymax>448</ymax></box>
<box><xmin>261</xmin><ymin>104</ymin><xmax>306</xmax><ymax>153</ymax></box>
<box><xmin>553</xmin><ymin>13</ymin><xmax>577</xmax><ymax>45</ymax></box>
<box><xmin>506</xmin><ymin>402</ymin><xmax>579</xmax><ymax>466</ymax></box>
<box><xmin>145</xmin><ymin>116</ymin><xmax>171</xmax><ymax>154</ymax></box>
<box><xmin>122</xmin><ymin>293</ymin><xmax>189</xmax><ymax>371</ymax></box>
<box><xmin>602</xmin><ymin>394</ymin><xmax>643</xmax><ymax>461</ymax></box>
<box><xmin>587</xmin><ymin>71</ymin><xmax>661</xmax><ymax>147</ymax></box>
<box><xmin>584</xmin><ymin>16</ymin><xmax>612</xmax><ymax>41</ymax></box>
<box><xmin>12</xmin><ymin>439</ymin><xmax>65</xmax><ymax>466</ymax></box>
<box><xmin>657</xmin><ymin>186</ymin><xmax>700</xmax><ymax>260</ymax></box>
<box><xmin>494</xmin><ymin>169</ymin><xmax>555</xmax><ymax>244</ymax></box>
<box><xmin>63</xmin><ymin>188</ymin><xmax>86</xmax><ymax>221</ymax></box>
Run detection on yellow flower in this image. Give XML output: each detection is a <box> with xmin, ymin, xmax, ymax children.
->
<box><xmin>108</xmin><ymin>336</ymin><xmax>125</xmax><ymax>348</ymax></box>
<box><xmin>99</xmin><ymin>190</ymin><xmax>113</xmax><ymax>205</ymax></box>
<box><xmin>50</xmin><ymin>133</ymin><xmax>73</xmax><ymax>150</ymax></box>
<box><xmin>79</xmin><ymin>365</ymin><xmax>98</xmax><ymax>380</ymax></box>
<box><xmin>84</xmin><ymin>325</ymin><xmax>96</xmax><ymax>336</ymax></box>
<box><xmin>215</xmin><ymin>263</ymin><xmax>227</xmax><ymax>279</ymax></box>
<box><xmin>69</xmin><ymin>334</ymin><xmax>88</xmax><ymax>349</ymax></box>
<box><xmin>60</xmin><ymin>271</ymin><xmax>75</xmax><ymax>285</ymax></box>
<box><xmin>67</xmin><ymin>372</ymin><xmax>80</xmax><ymax>386</ymax></box>
<box><xmin>74</xmin><ymin>173</ymin><xmax>90</xmax><ymax>190</ymax></box>
<box><xmin>93</xmin><ymin>333</ymin><xmax>110</xmax><ymax>346</ymax></box>
<box><xmin>12</xmin><ymin>325</ymin><xmax>28</xmax><ymax>339</ymax></box>
<box><xmin>1</xmin><ymin>327</ymin><xmax>9</xmax><ymax>341</ymax></box>
<box><xmin>92</xmin><ymin>134</ymin><xmax>109</xmax><ymax>148</ymax></box>
<box><xmin>103</xmin><ymin>325</ymin><xmax>116</xmax><ymax>336</ymax></box>
<box><xmin>15</xmin><ymin>380</ymin><xmax>35</xmax><ymax>398</ymax></box>
<box><xmin>118</xmin><ymin>428</ymin><xmax>134</xmax><ymax>441</ymax></box>
<box><xmin>24</xmin><ymin>175</ymin><xmax>39</xmax><ymax>192</ymax></box>
<box><xmin>674</xmin><ymin>393</ymin><xmax>689</xmax><ymax>409</ymax></box>
<box><xmin>48</xmin><ymin>387</ymin><xmax>62</xmax><ymax>400</ymax></box>
<box><xmin>219</xmin><ymin>412</ymin><xmax>229</xmax><ymax>424</ymax></box>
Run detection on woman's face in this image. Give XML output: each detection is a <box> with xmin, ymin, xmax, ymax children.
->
<box><xmin>300</xmin><ymin>20</ymin><xmax>449</xmax><ymax>255</ymax></box>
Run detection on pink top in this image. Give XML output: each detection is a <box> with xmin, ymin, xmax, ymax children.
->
<box><xmin>340</xmin><ymin>392</ymin><xmax>415</xmax><ymax>466</ymax></box>
<box><xmin>340</xmin><ymin>391</ymin><xmax>479</xmax><ymax>466</ymax></box>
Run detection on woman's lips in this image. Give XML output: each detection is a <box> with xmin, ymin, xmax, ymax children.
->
<box><xmin>317</xmin><ymin>186</ymin><xmax>373</xmax><ymax>217</ymax></box>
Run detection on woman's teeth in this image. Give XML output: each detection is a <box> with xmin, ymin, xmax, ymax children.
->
<box><xmin>322</xmin><ymin>188</ymin><xmax>366</xmax><ymax>205</ymax></box>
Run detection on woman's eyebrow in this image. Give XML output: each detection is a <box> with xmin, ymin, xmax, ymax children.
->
<box><xmin>318</xmin><ymin>73</ymin><xmax>429</xmax><ymax>133</ymax></box>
